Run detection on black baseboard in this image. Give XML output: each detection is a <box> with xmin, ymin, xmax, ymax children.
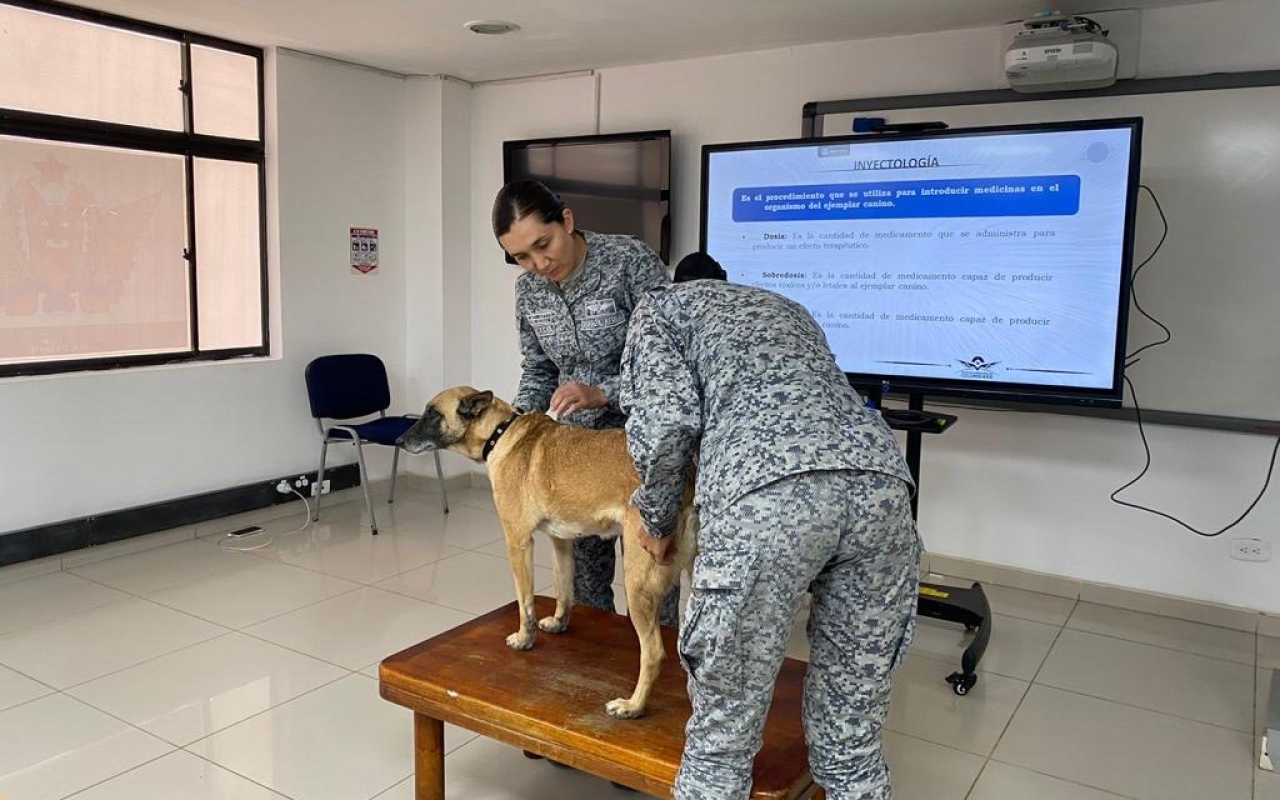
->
<box><xmin>0</xmin><ymin>464</ymin><xmax>362</xmax><ymax>569</ymax></box>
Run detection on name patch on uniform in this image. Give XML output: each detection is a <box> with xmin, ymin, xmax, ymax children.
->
<box><xmin>581</xmin><ymin>297</ymin><xmax>625</xmax><ymax>331</ymax></box>
<box><xmin>526</xmin><ymin>310</ymin><xmax>569</xmax><ymax>341</ymax></box>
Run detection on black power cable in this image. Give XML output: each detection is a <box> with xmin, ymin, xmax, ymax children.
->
<box><xmin>1112</xmin><ymin>377</ymin><xmax>1279</xmax><ymax>537</ymax></box>
<box><xmin>1125</xmin><ymin>185</ymin><xmax>1172</xmax><ymax>366</ymax></box>
<box><xmin>1112</xmin><ymin>185</ymin><xmax>1280</xmax><ymax>535</ymax></box>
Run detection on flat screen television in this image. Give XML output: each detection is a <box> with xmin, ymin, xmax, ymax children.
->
<box><xmin>701</xmin><ymin>118</ymin><xmax>1143</xmax><ymax>406</ymax></box>
<box><xmin>504</xmin><ymin>130</ymin><xmax>671</xmax><ymax>264</ymax></box>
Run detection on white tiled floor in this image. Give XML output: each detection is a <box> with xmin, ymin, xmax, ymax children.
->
<box><xmin>0</xmin><ymin>486</ymin><xmax>1274</xmax><ymax>799</ymax></box>
<box><xmin>0</xmin><ymin>599</ymin><xmax>227</xmax><ymax>689</ymax></box>
<box><xmin>0</xmin><ymin>664</ymin><xmax>52</xmax><ymax>712</ymax></box>
<box><xmin>69</xmin><ymin>751</ymin><xmax>290</xmax><ymax>800</ymax></box>
<box><xmin>188</xmin><ymin>675</ymin><xmax>419</xmax><ymax>800</ymax></box>
<box><xmin>0</xmin><ymin>572</ymin><xmax>130</xmax><ymax>636</ymax></box>
<box><xmin>66</xmin><ymin>634</ymin><xmax>348</xmax><ymax>746</ymax></box>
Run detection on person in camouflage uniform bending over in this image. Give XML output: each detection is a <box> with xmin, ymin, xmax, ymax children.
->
<box><xmin>620</xmin><ymin>277</ymin><xmax>920</xmax><ymax>800</ymax></box>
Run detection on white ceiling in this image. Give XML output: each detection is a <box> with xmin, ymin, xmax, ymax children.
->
<box><xmin>73</xmin><ymin>0</ymin><xmax>1196</xmax><ymax>82</ymax></box>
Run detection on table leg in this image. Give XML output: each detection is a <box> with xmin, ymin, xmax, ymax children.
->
<box><xmin>414</xmin><ymin>714</ymin><xmax>445</xmax><ymax>800</ymax></box>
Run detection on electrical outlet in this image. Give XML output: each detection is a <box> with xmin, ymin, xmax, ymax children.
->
<box><xmin>1231</xmin><ymin>538</ymin><xmax>1271</xmax><ymax>562</ymax></box>
<box><xmin>310</xmin><ymin>480</ymin><xmax>332</xmax><ymax>497</ymax></box>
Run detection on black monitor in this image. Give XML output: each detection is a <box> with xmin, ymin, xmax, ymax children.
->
<box><xmin>504</xmin><ymin>130</ymin><xmax>672</xmax><ymax>263</ymax></box>
<box><xmin>701</xmin><ymin>118</ymin><xmax>1143</xmax><ymax>407</ymax></box>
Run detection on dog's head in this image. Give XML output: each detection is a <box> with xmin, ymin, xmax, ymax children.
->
<box><xmin>398</xmin><ymin>386</ymin><xmax>513</xmax><ymax>462</ymax></box>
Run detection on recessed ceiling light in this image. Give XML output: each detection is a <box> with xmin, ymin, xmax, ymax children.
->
<box><xmin>465</xmin><ymin>20</ymin><xmax>521</xmax><ymax>35</ymax></box>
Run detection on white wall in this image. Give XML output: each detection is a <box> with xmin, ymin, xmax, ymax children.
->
<box><xmin>404</xmin><ymin>77</ymin><xmax>446</xmax><ymax>404</ymax></box>
<box><xmin>440</xmin><ymin>79</ymin><xmax>474</xmax><ymax>394</ymax></box>
<box><xmin>402</xmin><ymin>76</ymin><xmax>473</xmax><ymax>479</ymax></box>
<box><xmin>0</xmin><ymin>50</ymin><xmax>415</xmax><ymax>533</ymax></box>
<box><xmin>404</xmin><ymin>77</ymin><xmax>476</xmax><ymax>394</ymax></box>
<box><xmin>1138</xmin><ymin>0</ymin><xmax>1280</xmax><ymax>78</ymax></box>
<box><xmin>464</xmin><ymin>0</ymin><xmax>1280</xmax><ymax>611</ymax></box>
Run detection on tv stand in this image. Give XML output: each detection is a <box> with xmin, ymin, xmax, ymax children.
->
<box><xmin>870</xmin><ymin>389</ymin><xmax>992</xmax><ymax>696</ymax></box>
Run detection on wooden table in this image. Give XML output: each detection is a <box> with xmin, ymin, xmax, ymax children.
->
<box><xmin>380</xmin><ymin>596</ymin><xmax>823</xmax><ymax>799</ymax></box>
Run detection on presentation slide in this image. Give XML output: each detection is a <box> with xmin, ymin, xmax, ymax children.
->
<box><xmin>704</xmin><ymin>125</ymin><xmax>1136</xmax><ymax>392</ymax></box>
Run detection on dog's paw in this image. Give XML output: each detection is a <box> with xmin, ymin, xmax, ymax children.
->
<box><xmin>505</xmin><ymin>632</ymin><xmax>534</xmax><ymax>651</ymax></box>
<box><xmin>538</xmin><ymin>616</ymin><xmax>568</xmax><ymax>634</ymax></box>
<box><xmin>605</xmin><ymin>698</ymin><xmax>644</xmax><ymax>720</ymax></box>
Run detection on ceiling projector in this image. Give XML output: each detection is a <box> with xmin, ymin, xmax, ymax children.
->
<box><xmin>1004</xmin><ymin>12</ymin><xmax>1118</xmax><ymax>93</ymax></box>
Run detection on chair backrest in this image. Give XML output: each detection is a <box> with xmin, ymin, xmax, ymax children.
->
<box><xmin>304</xmin><ymin>354</ymin><xmax>391</xmax><ymax>420</ymax></box>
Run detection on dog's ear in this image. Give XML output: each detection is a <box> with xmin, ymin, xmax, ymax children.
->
<box><xmin>458</xmin><ymin>390</ymin><xmax>494</xmax><ymax>419</ymax></box>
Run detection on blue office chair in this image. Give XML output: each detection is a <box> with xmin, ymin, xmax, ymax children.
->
<box><xmin>305</xmin><ymin>354</ymin><xmax>448</xmax><ymax>535</ymax></box>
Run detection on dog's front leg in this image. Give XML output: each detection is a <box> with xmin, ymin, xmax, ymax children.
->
<box><xmin>504</xmin><ymin>533</ymin><xmax>538</xmax><ymax>651</ymax></box>
<box><xmin>539</xmin><ymin>536</ymin><xmax>575</xmax><ymax>634</ymax></box>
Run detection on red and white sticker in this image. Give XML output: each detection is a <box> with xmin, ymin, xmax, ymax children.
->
<box><xmin>350</xmin><ymin>227</ymin><xmax>379</xmax><ymax>275</ymax></box>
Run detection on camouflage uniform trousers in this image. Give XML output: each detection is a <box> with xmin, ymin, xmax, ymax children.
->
<box><xmin>675</xmin><ymin>469</ymin><xmax>919</xmax><ymax>800</ymax></box>
<box><xmin>574</xmin><ymin>535</ymin><xmax>680</xmax><ymax>627</ymax></box>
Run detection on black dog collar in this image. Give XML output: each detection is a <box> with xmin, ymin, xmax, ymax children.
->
<box><xmin>481</xmin><ymin>414</ymin><xmax>520</xmax><ymax>462</ymax></box>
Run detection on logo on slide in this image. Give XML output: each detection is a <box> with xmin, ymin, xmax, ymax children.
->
<box><xmin>958</xmin><ymin>356</ymin><xmax>1000</xmax><ymax>380</ymax></box>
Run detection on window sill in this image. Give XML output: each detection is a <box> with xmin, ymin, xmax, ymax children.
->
<box><xmin>0</xmin><ymin>350</ymin><xmax>279</xmax><ymax>384</ymax></box>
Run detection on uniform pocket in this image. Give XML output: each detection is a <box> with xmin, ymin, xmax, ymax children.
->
<box><xmin>886</xmin><ymin>558</ymin><xmax>919</xmax><ymax>675</ymax></box>
<box><xmin>525</xmin><ymin>310</ymin><xmax>573</xmax><ymax>359</ymax></box>
<box><xmin>890</xmin><ymin>612</ymin><xmax>915</xmax><ymax>673</ymax></box>
<box><xmin>691</xmin><ymin>546</ymin><xmax>753</xmax><ymax>591</ymax></box>
<box><xmin>678</xmin><ymin>546</ymin><xmax>758</xmax><ymax>698</ymax></box>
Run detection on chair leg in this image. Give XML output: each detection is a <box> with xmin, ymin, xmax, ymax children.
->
<box><xmin>313</xmin><ymin>439</ymin><xmax>329</xmax><ymax>522</ymax></box>
<box><xmin>353</xmin><ymin>439</ymin><xmax>378</xmax><ymax>535</ymax></box>
<box><xmin>389</xmin><ymin>446</ymin><xmax>401</xmax><ymax>505</ymax></box>
<box><xmin>434</xmin><ymin>450</ymin><xmax>449</xmax><ymax>514</ymax></box>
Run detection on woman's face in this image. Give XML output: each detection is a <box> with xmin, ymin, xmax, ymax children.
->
<box><xmin>499</xmin><ymin>208</ymin><xmax>580</xmax><ymax>282</ymax></box>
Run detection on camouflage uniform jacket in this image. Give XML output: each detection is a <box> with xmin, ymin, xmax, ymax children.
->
<box><xmin>619</xmin><ymin>281</ymin><xmax>914</xmax><ymax>538</ymax></box>
<box><xmin>514</xmin><ymin>230</ymin><xmax>669</xmax><ymax>430</ymax></box>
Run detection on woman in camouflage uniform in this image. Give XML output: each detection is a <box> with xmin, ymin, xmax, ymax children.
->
<box><xmin>492</xmin><ymin>179</ymin><xmax>680</xmax><ymax>627</ymax></box>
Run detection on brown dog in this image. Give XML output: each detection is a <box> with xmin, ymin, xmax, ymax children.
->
<box><xmin>399</xmin><ymin>386</ymin><xmax>696</xmax><ymax>719</ymax></box>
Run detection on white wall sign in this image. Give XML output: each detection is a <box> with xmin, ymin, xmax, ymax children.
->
<box><xmin>350</xmin><ymin>227</ymin><xmax>379</xmax><ymax>275</ymax></box>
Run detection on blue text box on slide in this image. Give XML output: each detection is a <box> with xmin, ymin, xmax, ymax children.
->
<box><xmin>732</xmin><ymin>175</ymin><xmax>1081</xmax><ymax>222</ymax></box>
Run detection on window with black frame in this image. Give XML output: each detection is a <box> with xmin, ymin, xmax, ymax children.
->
<box><xmin>0</xmin><ymin>0</ymin><xmax>267</xmax><ymax>377</ymax></box>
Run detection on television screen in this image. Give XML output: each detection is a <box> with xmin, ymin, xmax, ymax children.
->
<box><xmin>701</xmin><ymin>118</ymin><xmax>1143</xmax><ymax>405</ymax></box>
<box><xmin>504</xmin><ymin>130</ymin><xmax>671</xmax><ymax>263</ymax></box>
